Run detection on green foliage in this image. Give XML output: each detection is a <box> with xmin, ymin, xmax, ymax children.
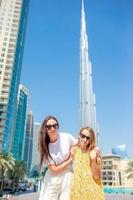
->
<box><xmin>0</xmin><ymin>151</ymin><xmax>27</xmax><ymax>195</ymax></box>
<box><xmin>30</xmin><ymin>165</ymin><xmax>39</xmax><ymax>178</ymax></box>
<box><xmin>0</xmin><ymin>151</ymin><xmax>15</xmax><ymax>195</ymax></box>
<box><xmin>125</xmin><ymin>160</ymin><xmax>133</xmax><ymax>179</ymax></box>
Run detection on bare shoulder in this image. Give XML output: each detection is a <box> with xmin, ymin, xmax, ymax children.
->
<box><xmin>94</xmin><ymin>146</ymin><xmax>100</xmax><ymax>152</ymax></box>
<box><xmin>90</xmin><ymin>149</ymin><xmax>97</xmax><ymax>154</ymax></box>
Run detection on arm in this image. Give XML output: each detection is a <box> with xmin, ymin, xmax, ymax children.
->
<box><xmin>48</xmin><ymin>156</ymin><xmax>73</xmax><ymax>176</ymax></box>
<box><xmin>48</xmin><ymin>134</ymin><xmax>76</xmax><ymax>176</ymax></box>
<box><xmin>89</xmin><ymin>149</ymin><xmax>101</xmax><ymax>180</ymax></box>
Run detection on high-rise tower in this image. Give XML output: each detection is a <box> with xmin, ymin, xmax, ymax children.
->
<box><xmin>23</xmin><ymin>111</ymin><xmax>33</xmax><ymax>174</ymax></box>
<box><xmin>11</xmin><ymin>84</ymin><xmax>29</xmax><ymax>160</ymax></box>
<box><xmin>31</xmin><ymin>122</ymin><xmax>41</xmax><ymax>172</ymax></box>
<box><xmin>0</xmin><ymin>0</ymin><xmax>30</xmax><ymax>151</ymax></box>
<box><xmin>80</xmin><ymin>0</ymin><xmax>97</xmax><ymax>133</ymax></box>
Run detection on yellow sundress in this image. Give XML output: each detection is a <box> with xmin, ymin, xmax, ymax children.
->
<box><xmin>70</xmin><ymin>147</ymin><xmax>105</xmax><ymax>200</ymax></box>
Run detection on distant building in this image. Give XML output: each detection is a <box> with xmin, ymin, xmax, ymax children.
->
<box><xmin>23</xmin><ymin>111</ymin><xmax>34</xmax><ymax>174</ymax></box>
<box><xmin>11</xmin><ymin>84</ymin><xmax>29</xmax><ymax>160</ymax></box>
<box><xmin>102</xmin><ymin>154</ymin><xmax>133</xmax><ymax>188</ymax></box>
<box><xmin>31</xmin><ymin>122</ymin><xmax>41</xmax><ymax>171</ymax></box>
<box><xmin>0</xmin><ymin>0</ymin><xmax>30</xmax><ymax>152</ymax></box>
<box><xmin>112</xmin><ymin>144</ymin><xmax>128</xmax><ymax>159</ymax></box>
<box><xmin>102</xmin><ymin>154</ymin><xmax>125</xmax><ymax>187</ymax></box>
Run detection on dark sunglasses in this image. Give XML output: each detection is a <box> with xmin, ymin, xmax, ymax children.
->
<box><xmin>45</xmin><ymin>123</ymin><xmax>58</xmax><ymax>130</ymax></box>
<box><xmin>80</xmin><ymin>133</ymin><xmax>90</xmax><ymax>141</ymax></box>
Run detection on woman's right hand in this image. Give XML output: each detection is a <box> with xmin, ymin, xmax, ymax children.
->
<box><xmin>69</xmin><ymin>146</ymin><xmax>76</xmax><ymax>159</ymax></box>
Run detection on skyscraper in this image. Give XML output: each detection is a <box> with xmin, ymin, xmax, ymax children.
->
<box><xmin>11</xmin><ymin>84</ymin><xmax>29</xmax><ymax>160</ymax></box>
<box><xmin>31</xmin><ymin>122</ymin><xmax>41</xmax><ymax>172</ymax></box>
<box><xmin>23</xmin><ymin>111</ymin><xmax>33</xmax><ymax>174</ymax></box>
<box><xmin>80</xmin><ymin>0</ymin><xmax>97</xmax><ymax>133</ymax></box>
<box><xmin>0</xmin><ymin>0</ymin><xmax>30</xmax><ymax>151</ymax></box>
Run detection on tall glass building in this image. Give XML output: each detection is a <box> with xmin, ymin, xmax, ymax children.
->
<box><xmin>23</xmin><ymin>111</ymin><xmax>33</xmax><ymax>174</ymax></box>
<box><xmin>0</xmin><ymin>0</ymin><xmax>30</xmax><ymax>151</ymax></box>
<box><xmin>11</xmin><ymin>84</ymin><xmax>29</xmax><ymax>160</ymax></box>
<box><xmin>31</xmin><ymin>122</ymin><xmax>41</xmax><ymax>171</ymax></box>
<box><xmin>80</xmin><ymin>0</ymin><xmax>97</xmax><ymax>133</ymax></box>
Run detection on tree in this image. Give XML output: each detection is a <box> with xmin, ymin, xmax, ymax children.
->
<box><xmin>125</xmin><ymin>160</ymin><xmax>133</xmax><ymax>179</ymax></box>
<box><xmin>0</xmin><ymin>151</ymin><xmax>15</xmax><ymax>196</ymax></box>
<box><xmin>9</xmin><ymin>160</ymin><xmax>27</xmax><ymax>191</ymax></box>
<box><xmin>30</xmin><ymin>165</ymin><xmax>39</xmax><ymax>178</ymax></box>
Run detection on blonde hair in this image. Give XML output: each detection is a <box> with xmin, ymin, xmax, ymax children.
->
<box><xmin>78</xmin><ymin>126</ymin><xmax>96</xmax><ymax>151</ymax></box>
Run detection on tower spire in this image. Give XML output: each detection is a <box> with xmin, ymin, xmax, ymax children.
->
<box><xmin>80</xmin><ymin>0</ymin><xmax>97</xmax><ymax>134</ymax></box>
<box><xmin>81</xmin><ymin>0</ymin><xmax>86</xmax><ymax>34</ymax></box>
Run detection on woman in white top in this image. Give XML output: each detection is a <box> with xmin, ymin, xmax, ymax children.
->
<box><xmin>39</xmin><ymin>115</ymin><xmax>76</xmax><ymax>200</ymax></box>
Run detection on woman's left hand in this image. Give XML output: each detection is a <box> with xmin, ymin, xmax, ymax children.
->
<box><xmin>90</xmin><ymin>147</ymin><xmax>101</xmax><ymax>161</ymax></box>
<box><xmin>94</xmin><ymin>146</ymin><xmax>101</xmax><ymax>158</ymax></box>
<box><xmin>89</xmin><ymin>149</ymin><xmax>97</xmax><ymax>160</ymax></box>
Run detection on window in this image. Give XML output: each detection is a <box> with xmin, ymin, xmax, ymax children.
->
<box><xmin>0</xmin><ymin>59</ymin><xmax>4</xmax><ymax>62</ymax></box>
<box><xmin>1</xmin><ymin>53</ymin><xmax>5</xmax><ymax>57</ymax></box>
<box><xmin>2</xmin><ymin>48</ymin><xmax>6</xmax><ymax>52</ymax></box>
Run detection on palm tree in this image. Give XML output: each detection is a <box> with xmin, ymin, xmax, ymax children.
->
<box><xmin>0</xmin><ymin>153</ymin><xmax>7</xmax><ymax>194</ymax></box>
<box><xmin>0</xmin><ymin>151</ymin><xmax>15</xmax><ymax>196</ymax></box>
<box><xmin>125</xmin><ymin>160</ymin><xmax>133</xmax><ymax>179</ymax></box>
<box><xmin>10</xmin><ymin>160</ymin><xmax>27</xmax><ymax>191</ymax></box>
<box><xmin>30</xmin><ymin>165</ymin><xmax>39</xmax><ymax>178</ymax></box>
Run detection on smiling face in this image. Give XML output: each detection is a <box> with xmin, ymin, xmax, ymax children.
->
<box><xmin>79</xmin><ymin>127</ymin><xmax>96</xmax><ymax>151</ymax></box>
<box><xmin>45</xmin><ymin>118</ymin><xmax>59</xmax><ymax>143</ymax></box>
<box><xmin>79</xmin><ymin>129</ymin><xmax>91</xmax><ymax>149</ymax></box>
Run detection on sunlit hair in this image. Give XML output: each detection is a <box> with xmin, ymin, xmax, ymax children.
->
<box><xmin>39</xmin><ymin>115</ymin><xmax>59</xmax><ymax>167</ymax></box>
<box><xmin>78</xmin><ymin>126</ymin><xmax>96</xmax><ymax>151</ymax></box>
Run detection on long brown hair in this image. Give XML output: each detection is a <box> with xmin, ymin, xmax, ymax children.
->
<box><xmin>79</xmin><ymin>127</ymin><xmax>96</xmax><ymax>151</ymax></box>
<box><xmin>39</xmin><ymin>115</ymin><xmax>59</xmax><ymax>167</ymax></box>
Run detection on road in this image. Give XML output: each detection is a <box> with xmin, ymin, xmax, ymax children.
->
<box><xmin>11</xmin><ymin>192</ymin><xmax>133</xmax><ymax>200</ymax></box>
<box><xmin>12</xmin><ymin>192</ymin><xmax>39</xmax><ymax>200</ymax></box>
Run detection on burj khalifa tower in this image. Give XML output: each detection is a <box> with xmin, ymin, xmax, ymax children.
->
<box><xmin>80</xmin><ymin>0</ymin><xmax>97</xmax><ymax>135</ymax></box>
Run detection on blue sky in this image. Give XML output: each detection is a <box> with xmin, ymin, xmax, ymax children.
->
<box><xmin>21</xmin><ymin>0</ymin><xmax>133</xmax><ymax>158</ymax></box>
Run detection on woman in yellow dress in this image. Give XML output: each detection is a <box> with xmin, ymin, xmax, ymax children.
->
<box><xmin>70</xmin><ymin>127</ymin><xmax>105</xmax><ymax>200</ymax></box>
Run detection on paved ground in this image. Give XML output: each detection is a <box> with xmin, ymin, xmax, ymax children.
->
<box><xmin>10</xmin><ymin>192</ymin><xmax>133</xmax><ymax>200</ymax></box>
<box><xmin>105</xmin><ymin>194</ymin><xmax>133</xmax><ymax>200</ymax></box>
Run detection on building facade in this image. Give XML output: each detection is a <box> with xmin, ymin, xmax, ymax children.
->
<box><xmin>31</xmin><ymin>122</ymin><xmax>41</xmax><ymax>172</ymax></box>
<box><xmin>102</xmin><ymin>154</ymin><xmax>125</xmax><ymax>187</ymax></box>
<box><xmin>11</xmin><ymin>84</ymin><xmax>29</xmax><ymax>160</ymax></box>
<box><xmin>0</xmin><ymin>0</ymin><xmax>30</xmax><ymax>151</ymax></box>
<box><xmin>102</xmin><ymin>154</ymin><xmax>133</xmax><ymax>188</ymax></box>
<box><xmin>23</xmin><ymin>111</ymin><xmax>33</xmax><ymax>174</ymax></box>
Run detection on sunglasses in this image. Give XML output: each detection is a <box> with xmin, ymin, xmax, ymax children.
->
<box><xmin>80</xmin><ymin>133</ymin><xmax>90</xmax><ymax>141</ymax></box>
<box><xmin>45</xmin><ymin>123</ymin><xmax>58</xmax><ymax>130</ymax></box>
